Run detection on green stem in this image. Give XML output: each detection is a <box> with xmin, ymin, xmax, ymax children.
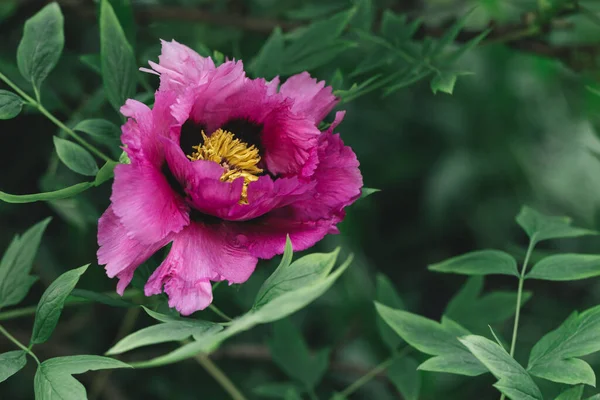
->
<box><xmin>0</xmin><ymin>324</ymin><xmax>40</xmax><ymax>365</ymax></box>
<box><xmin>209</xmin><ymin>304</ymin><xmax>233</xmax><ymax>322</ymax></box>
<box><xmin>0</xmin><ymin>71</ymin><xmax>113</xmax><ymax>163</ymax></box>
<box><xmin>334</xmin><ymin>347</ymin><xmax>410</xmax><ymax>399</ymax></box>
<box><xmin>193</xmin><ymin>353</ymin><xmax>247</xmax><ymax>400</ymax></box>
<box><xmin>500</xmin><ymin>238</ymin><xmax>536</xmax><ymax>400</ymax></box>
<box><xmin>0</xmin><ymin>289</ymin><xmax>141</xmax><ymax>321</ymax></box>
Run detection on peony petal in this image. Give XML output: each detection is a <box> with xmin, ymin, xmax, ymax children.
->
<box><xmin>291</xmin><ymin>132</ymin><xmax>362</xmax><ymax>221</ymax></box>
<box><xmin>220</xmin><ymin>175</ymin><xmax>315</xmax><ymax>221</ymax></box>
<box><xmin>261</xmin><ymin>102</ymin><xmax>321</xmax><ymax>177</ymax></box>
<box><xmin>111</xmin><ymin>162</ymin><xmax>189</xmax><ymax>245</ymax></box>
<box><xmin>236</xmin><ymin>212</ymin><xmax>339</xmax><ymax>259</ymax></box>
<box><xmin>279</xmin><ymin>72</ymin><xmax>338</xmax><ymax>123</ymax></box>
<box><xmin>145</xmin><ymin>222</ymin><xmax>257</xmax><ymax>315</ymax></box>
<box><xmin>144</xmin><ymin>39</ymin><xmax>216</xmax><ymax>93</ymax></box>
<box><xmin>160</xmin><ymin>137</ymin><xmax>244</xmax><ymax>211</ymax></box>
<box><xmin>120</xmin><ymin>91</ymin><xmax>179</xmax><ymax>166</ymax></box>
<box><xmin>97</xmin><ymin>206</ymin><xmax>171</xmax><ymax>294</ymax></box>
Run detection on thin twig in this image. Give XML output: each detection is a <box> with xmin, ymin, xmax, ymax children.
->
<box><xmin>194</xmin><ymin>353</ymin><xmax>248</xmax><ymax>400</ymax></box>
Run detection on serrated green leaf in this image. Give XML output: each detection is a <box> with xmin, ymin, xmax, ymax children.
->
<box><xmin>31</xmin><ymin>265</ymin><xmax>88</xmax><ymax>345</ymax></box>
<box><xmin>433</xmin><ymin>9</ymin><xmax>475</xmax><ymax>55</ymax></box>
<box><xmin>131</xmin><ymin>256</ymin><xmax>352</xmax><ymax>368</ymax></box>
<box><xmin>0</xmin><ymin>182</ymin><xmax>94</xmax><ymax>204</ymax></box>
<box><xmin>460</xmin><ymin>335</ymin><xmax>543</xmax><ymax>400</ymax></box>
<box><xmin>254</xmin><ymin>239</ymin><xmax>338</xmax><ymax>309</ymax></box>
<box><xmin>516</xmin><ymin>206</ymin><xmax>597</xmax><ymax>244</ymax></box>
<box><xmin>100</xmin><ymin>0</ymin><xmax>137</xmax><ymax>112</ymax></box>
<box><xmin>444</xmin><ymin>29</ymin><xmax>490</xmax><ymax>63</ymax></box>
<box><xmin>34</xmin><ymin>355</ymin><xmax>130</xmax><ymax>400</ymax></box>
<box><xmin>429</xmin><ymin>250</ymin><xmax>518</xmax><ymax>277</ymax></box>
<box><xmin>53</xmin><ymin>137</ymin><xmax>98</xmax><ymax>176</ymax></box>
<box><xmin>380</xmin><ymin>11</ymin><xmax>421</xmax><ymax>45</ymax></box>
<box><xmin>282</xmin><ymin>41</ymin><xmax>356</xmax><ymax>75</ymax></box>
<box><xmin>106</xmin><ymin>310</ymin><xmax>222</xmax><ymax>355</ymax></box>
<box><xmin>375</xmin><ymin>273</ymin><xmax>405</xmax><ymax>350</ymax></box>
<box><xmin>16</xmin><ymin>2</ymin><xmax>64</xmax><ymax>93</ymax></box>
<box><xmin>0</xmin><ymin>218</ymin><xmax>50</xmax><ymax>309</ymax></box>
<box><xmin>0</xmin><ymin>90</ymin><xmax>23</xmax><ymax>119</ymax></box>
<box><xmin>268</xmin><ymin>319</ymin><xmax>329</xmax><ymax>389</ymax></box>
<box><xmin>0</xmin><ymin>351</ymin><xmax>26</xmax><ymax>383</ymax></box>
<box><xmin>445</xmin><ymin>276</ymin><xmax>531</xmax><ymax>333</ymax></box>
<box><xmin>555</xmin><ymin>385</ymin><xmax>584</xmax><ymax>400</ymax></box>
<box><xmin>249</xmin><ymin>27</ymin><xmax>283</xmax><ymax>80</ymax></box>
<box><xmin>375</xmin><ymin>303</ymin><xmax>486</xmax><ymax>376</ymax></box>
<box><xmin>528</xmin><ymin>305</ymin><xmax>600</xmax><ymax>385</ymax></box>
<box><xmin>527</xmin><ymin>254</ymin><xmax>600</xmax><ymax>281</ymax></box>
<box><xmin>284</xmin><ymin>7</ymin><xmax>356</xmax><ymax>62</ymax></box>
<box><xmin>387</xmin><ymin>357</ymin><xmax>421</xmax><ymax>400</ymax></box>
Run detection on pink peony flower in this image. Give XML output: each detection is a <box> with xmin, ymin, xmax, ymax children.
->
<box><xmin>97</xmin><ymin>40</ymin><xmax>363</xmax><ymax>315</ymax></box>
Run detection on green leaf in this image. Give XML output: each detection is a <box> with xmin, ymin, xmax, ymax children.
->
<box><xmin>285</xmin><ymin>8</ymin><xmax>356</xmax><ymax>60</ymax></box>
<box><xmin>107</xmin><ymin>0</ymin><xmax>135</xmax><ymax>47</ymax></box>
<box><xmin>433</xmin><ymin>9</ymin><xmax>474</xmax><ymax>55</ymax></box>
<box><xmin>79</xmin><ymin>54</ymin><xmax>101</xmax><ymax>74</ymax></box>
<box><xmin>268</xmin><ymin>319</ymin><xmax>329</xmax><ymax>389</ymax></box>
<box><xmin>94</xmin><ymin>160</ymin><xmax>117</xmax><ymax>186</ymax></box>
<box><xmin>431</xmin><ymin>72</ymin><xmax>457</xmax><ymax>95</ymax></box>
<box><xmin>516</xmin><ymin>206</ymin><xmax>597</xmax><ymax>244</ymax></box>
<box><xmin>380</xmin><ymin>11</ymin><xmax>421</xmax><ymax>45</ymax></box>
<box><xmin>429</xmin><ymin>250</ymin><xmax>518</xmax><ymax>277</ymax></box>
<box><xmin>69</xmin><ymin>289</ymin><xmax>134</xmax><ymax>308</ymax></box>
<box><xmin>100</xmin><ymin>0</ymin><xmax>137</xmax><ymax>112</ymax></box>
<box><xmin>387</xmin><ymin>357</ymin><xmax>421</xmax><ymax>400</ymax></box>
<box><xmin>106</xmin><ymin>307</ymin><xmax>222</xmax><ymax>355</ymax></box>
<box><xmin>430</xmin><ymin>72</ymin><xmax>473</xmax><ymax>95</ymax></box>
<box><xmin>459</xmin><ymin>335</ymin><xmax>543</xmax><ymax>400</ymax></box>
<box><xmin>249</xmin><ymin>27</ymin><xmax>284</xmax><ymax>79</ymax></box>
<box><xmin>0</xmin><ymin>351</ymin><xmax>26</xmax><ymax>383</ymax></box>
<box><xmin>445</xmin><ymin>276</ymin><xmax>531</xmax><ymax>333</ymax></box>
<box><xmin>34</xmin><ymin>355</ymin><xmax>130</xmax><ymax>400</ymax></box>
<box><xmin>528</xmin><ymin>305</ymin><xmax>600</xmax><ymax>386</ymax></box>
<box><xmin>360</xmin><ymin>187</ymin><xmax>380</xmax><ymax>199</ymax></box>
<box><xmin>0</xmin><ymin>182</ymin><xmax>94</xmax><ymax>203</ymax></box>
<box><xmin>252</xmin><ymin>383</ymin><xmax>304</xmax><ymax>399</ymax></box>
<box><xmin>555</xmin><ymin>386</ymin><xmax>584</xmax><ymax>400</ymax></box>
<box><xmin>0</xmin><ymin>90</ymin><xmax>23</xmax><ymax>119</ymax></box>
<box><xmin>0</xmin><ymin>218</ymin><xmax>50</xmax><ymax>309</ymax></box>
<box><xmin>527</xmin><ymin>254</ymin><xmax>600</xmax><ymax>281</ymax></box>
<box><xmin>254</xmin><ymin>239</ymin><xmax>338</xmax><ymax>309</ymax></box>
<box><xmin>16</xmin><ymin>2</ymin><xmax>64</xmax><ymax>93</ymax></box>
<box><xmin>375</xmin><ymin>273</ymin><xmax>405</xmax><ymax>350</ymax></box>
<box><xmin>31</xmin><ymin>265</ymin><xmax>88</xmax><ymax>345</ymax></box>
<box><xmin>53</xmin><ymin>137</ymin><xmax>98</xmax><ymax>176</ymax></box>
<box><xmin>130</xmin><ymin>255</ymin><xmax>352</xmax><ymax>368</ymax></box>
<box><xmin>73</xmin><ymin>118</ymin><xmax>120</xmax><ymax>143</ymax></box>
<box><xmin>374</xmin><ymin>303</ymin><xmax>486</xmax><ymax>376</ymax></box>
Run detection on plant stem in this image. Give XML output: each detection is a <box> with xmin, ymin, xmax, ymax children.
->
<box><xmin>0</xmin><ymin>289</ymin><xmax>141</xmax><ymax>321</ymax></box>
<box><xmin>0</xmin><ymin>324</ymin><xmax>40</xmax><ymax>365</ymax></box>
<box><xmin>193</xmin><ymin>353</ymin><xmax>247</xmax><ymax>400</ymax></box>
<box><xmin>0</xmin><ymin>70</ymin><xmax>114</xmax><ymax>163</ymax></box>
<box><xmin>335</xmin><ymin>346</ymin><xmax>410</xmax><ymax>399</ymax></box>
<box><xmin>209</xmin><ymin>304</ymin><xmax>233</xmax><ymax>322</ymax></box>
<box><xmin>500</xmin><ymin>238</ymin><xmax>536</xmax><ymax>400</ymax></box>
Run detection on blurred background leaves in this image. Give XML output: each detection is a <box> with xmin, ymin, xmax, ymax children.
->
<box><xmin>2</xmin><ymin>0</ymin><xmax>600</xmax><ymax>399</ymax></box>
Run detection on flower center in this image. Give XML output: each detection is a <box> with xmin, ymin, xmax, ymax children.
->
<box><xmin>187</xmin><ymin>129</ymin><xmax>263</xmax><ymax>204</ymax></box>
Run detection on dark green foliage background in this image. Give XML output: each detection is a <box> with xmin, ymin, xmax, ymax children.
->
<box><xmin>2</xmin><ymin>0</ymin><xmax>600</xmax><ymax>399</ymax></box>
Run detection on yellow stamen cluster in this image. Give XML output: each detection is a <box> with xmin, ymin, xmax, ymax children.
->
<box><xmin>187</xmin><ymin>129</ymin><xmax>263</xmax><ymax>204</ymax></box>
